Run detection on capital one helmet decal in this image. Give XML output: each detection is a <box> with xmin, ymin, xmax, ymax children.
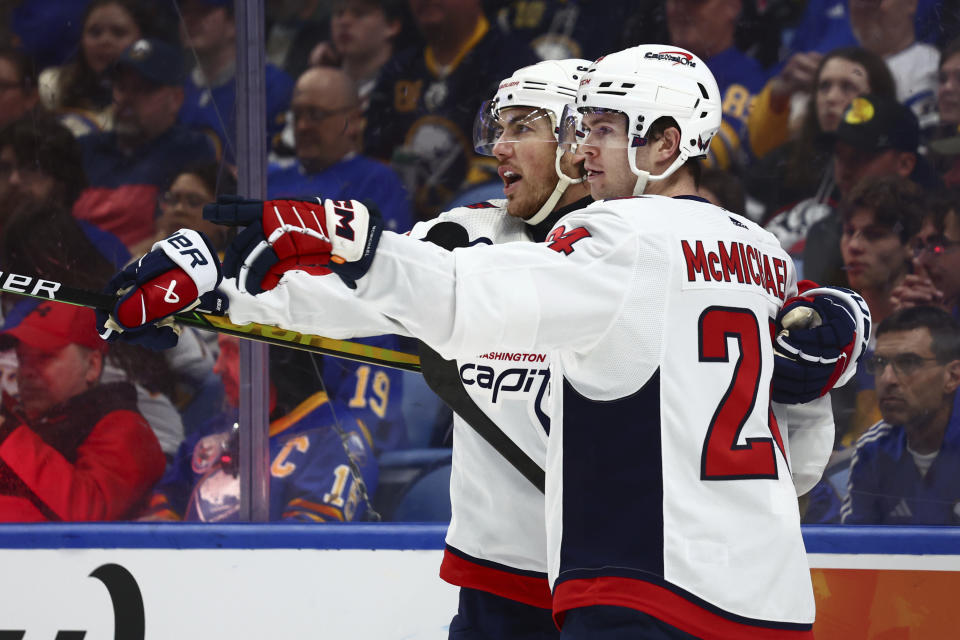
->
<box><xmin>568</xmin><ymin>45</ymin><xmax>722</xmax><ymax>195</ymax></box>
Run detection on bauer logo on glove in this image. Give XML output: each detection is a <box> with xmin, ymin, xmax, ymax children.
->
<box><xmin>97</xmin><ymin>229</ymin><xmax>226</xmax><ymax>350</ymax></box>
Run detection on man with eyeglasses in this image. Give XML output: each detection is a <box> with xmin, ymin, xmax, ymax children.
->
<box><xmin>891</xmin><ymin>190</ymin><xmax>960</xmax><ymax>317</ymax></box>
<box><xmin>268</xmin><ymin>66</ymin><xmax>412</xmax><ymax>233</ymax></box>
<box><xmin>842</xmin><ymin>305</ymin><xmax>960</xmax><ymax>525</ymax></box>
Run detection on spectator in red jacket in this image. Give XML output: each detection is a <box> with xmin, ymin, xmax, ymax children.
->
<box><xmin>0</xmin><ymin>302</ymin><xmax>165</xmax><ymax>522</ymax></box>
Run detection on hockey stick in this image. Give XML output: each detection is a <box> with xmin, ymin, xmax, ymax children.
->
<box><xmin>0</xmin><ymin>270</ymin><xmax>421</xmax><ymax>372</ymax></box>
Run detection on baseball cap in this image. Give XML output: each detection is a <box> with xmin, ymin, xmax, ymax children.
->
<box><xmin>833</xmin><ymin>94</ymin><xmax>919</xmax><ymax>153</ymax></box>
<box><xmin>113</xmin><ymin>38</ymin><xmax>185</xmax><ymax>87</ymax></box>
<box><xmin>0</xmin><ymin>303</ymin><xmax>109</xmax><ymax>353</ymax></box>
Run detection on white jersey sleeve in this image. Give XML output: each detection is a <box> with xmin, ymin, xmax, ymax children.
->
<box><xmin>773</xmin><ymin>396</ymin><xmax>835</xmax><ymax>496</ymax></box>
<box><xmin>355</xmin><ymin>204</ymin><xmax>637</xmax><ymax>359</ymax></box>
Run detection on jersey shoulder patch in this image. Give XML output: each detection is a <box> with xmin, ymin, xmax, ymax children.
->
<box><xmin>546</xmin><ymin>225</ymin><xmax>591</xmax><ymax>255</ymax></box>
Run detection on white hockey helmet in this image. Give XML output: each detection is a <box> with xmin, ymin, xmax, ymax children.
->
<box><xmin>564</xmin><ymin>45</ymin><xmax>722</xmax><ymax>195</ymax></box>
<box><xmin>473</xmin><ymin>58</ymin><xmax>591</xmax><ymax>224</ymax></box>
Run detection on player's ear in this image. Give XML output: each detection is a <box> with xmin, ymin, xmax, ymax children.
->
<box><xmin>943</xmin><ymin>358</ymin><xmax>960</xmax><ymax>394</ymax></box>
<box><xmin>656</xmin><ymin>126</ymin><xmax>682</xmax><ymax>161</ymax></box>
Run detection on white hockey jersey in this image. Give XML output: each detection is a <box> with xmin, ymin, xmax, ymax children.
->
<box><xmin>340</xmin><ymin>195</ymin><xmax>818</xmax><ymax>638</ymax></box>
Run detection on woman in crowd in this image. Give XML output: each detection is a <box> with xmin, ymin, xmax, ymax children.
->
<box><xmin>38</xmin><ymin>0</ymin><xmax>159</xmax><ymax>136</ymax></box>
<box><xmin>745</xmin><ymin>47</ymin><xmax>896</xmax><ymax>218</ymax></box>
<box><xmin>154</xmin><ymin>162</ymin><xmax>237</xmax><ymax>253</ymax></box>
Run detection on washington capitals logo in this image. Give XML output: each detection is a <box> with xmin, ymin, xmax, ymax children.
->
<box><xmin>644</xmin><ymin>51</ymin><xmax>697</xmax><ymax>67</ymax></box>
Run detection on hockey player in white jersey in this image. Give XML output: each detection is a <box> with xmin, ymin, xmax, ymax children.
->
<box><xmin>97</xmin><ymin>48</ymin><xmax>869</xmax><ymax>638</ymax></box>
<box><xmin>182</xmin><ymin>46</ymin><xmax>859</xmax><ymax>638</ymax></box>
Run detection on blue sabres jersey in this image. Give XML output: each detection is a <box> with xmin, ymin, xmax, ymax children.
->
<box><xmin>705</xmin><ymin>47</ymin><xmax>768</xmax><ymax>169</ymax></box>
<box><xmin>267</xmin><ymin>155</ymin><xmax>414</xmax><ymax>233</ymax></box>
<box><xmin>841</xmin><ymin>391</ymin><xmax>960</xmax><ymax>525</ymax></box>
<box><xmin>143</xmin><ymin>392</ymin><xmax>378</xmax><ymax>522</ymax></box>
<box><xmin>318</xmin><ymin>334</ymin><xmax>409</xmax><ymax>454</ymax></box>
<box><xmin>178</xmin><ymin>63</ymin><xmax>294</xmax><ymax>163</ymax></box>
<box><xmin>363</xmin><ymin>16</ymin><xmax>536</xmax><ymax>220</ymax></box>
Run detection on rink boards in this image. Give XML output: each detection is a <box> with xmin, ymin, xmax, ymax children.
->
<box><xmin>0</xmin><ymin>524</ymin><xmax>957</xmax><ymax>639</ymax></box>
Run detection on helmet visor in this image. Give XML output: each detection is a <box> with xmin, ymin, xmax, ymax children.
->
<box><xmin>473</xmin><ymin>101</ymin><xmax>560</xmax><ymax>156</ymax></box>
<box><xmin>568</xmin><ymin>106</ymin><xmax>633</xmax><ymax>151</ymax></box>
<box><xmin>558</xmin><ymin>103</ymin><xmax>585</xmax><ymax>153</ymax></box>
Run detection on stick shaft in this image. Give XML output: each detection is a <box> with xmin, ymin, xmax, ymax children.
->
<box><xmin>0</xmin><ymin>271</ymin><xmax>421</xmax><ymax>372</ymax></box>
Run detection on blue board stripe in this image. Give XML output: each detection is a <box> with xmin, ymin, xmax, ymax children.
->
<box><xmin>802</xmin><ymin>525</ymin><xmax>960</xmax><ymax>555</ymax></box>
<box><xmin>0</xmin><ymin>523</ymin><xmax>448</xmax><ymax>549</ymax></box>
<box><xmin>0</xmin><ymin>524</ymin><xmax>957</xmax><ymax>554</ymax></box>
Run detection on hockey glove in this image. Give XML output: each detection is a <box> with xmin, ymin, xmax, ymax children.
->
<box><xmin>772</xmin><ymin>291</ymin><xmax>857</xmax><ymax>404</ymax></box>
<box><xmin>96</xmin><ymin>229</ymin><xmax>227</xmax><ymax>350</ymax></box>
<box><xmin>204</xmin><ymin>195</ymin><xmax>384</xmax><ymax>294</ymax></box>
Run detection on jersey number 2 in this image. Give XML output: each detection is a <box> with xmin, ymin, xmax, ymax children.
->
<box><xmin>698</xmin><ymin>306</ymin><xmax>783</xmax><ymax>480</ymax></box>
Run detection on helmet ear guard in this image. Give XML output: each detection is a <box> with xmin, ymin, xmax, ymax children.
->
<box><xmin>573</xmin><ymin>45</ymin><xmax>722</xmax><ymax>195</ymax></box>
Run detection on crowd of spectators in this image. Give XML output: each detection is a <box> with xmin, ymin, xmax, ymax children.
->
<box><xmin>0</xmin><ymin>0</ymin><xmax>959</xmax><ymax>525</ymax></box>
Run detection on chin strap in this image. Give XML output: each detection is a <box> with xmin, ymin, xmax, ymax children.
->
<box><xmin>526</xmin><ymin>147</ymin><xmax>587</xmax><ymax>226</ymax></box>
<box><xmin>628</xmin><ymin>147</ymin><xmax>690</xmax><ymax>196</ymax></box>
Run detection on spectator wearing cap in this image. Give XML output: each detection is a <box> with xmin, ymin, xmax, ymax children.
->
<box><xmin>0</xmin><ymin>302</ymin><xmax>165</xmax><ymax>522</ymax></box>
<box><xmin>177</xmin><ymin>0</ymin><xmax>294</xmax><ymax>163</ymax></box>
<box><xmin>765</xmin><ymin>93</ymin><xmax>937</xmax><ymax>285</ymax></box>
<box><xmin>36</xmin><ymin>0</ymin><xmax>165</xmax><ymax>138</ymax></box>
<box><xmin>72</xmin><ymin>37</ymin><xmax>217</xmax><ymax>254</ymax></box>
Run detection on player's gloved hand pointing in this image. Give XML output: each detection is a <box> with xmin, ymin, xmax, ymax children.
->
<box><xmin>96</xmin><ymin>229</ymin><xmax>227</xmax><ymax>350</ymax></box>
<box><xmin>772</xmin><ymin>286</ymin><xmax>861</xmax><ymax>404</ymax></box>
<box><xmin>203</xmin><ymin>195</ymin><xmax>384</xmax><ymax>294</ymax></box>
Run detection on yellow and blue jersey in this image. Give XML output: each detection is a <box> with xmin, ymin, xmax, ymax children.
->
<box><xmin>703</xmin><ymin>47</ymin><xmax>768</xmax><ymax>170</ymax></box>
<box><xmin>143</xmin><ymin>392</ymin><xmax>378</xmax><ymax>522</ymax></box>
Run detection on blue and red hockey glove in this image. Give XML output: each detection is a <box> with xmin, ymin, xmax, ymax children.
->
<box><xmin>96</xmin><ymin>229</ymin><xmax>227</xmax><ymax>350</ymax></box>
<box><xmin>772</xmin><ymin>284</ymin><xmax>870</xmax><ymax>404</ymax></box>
<box><xmin>202</xmin><ymin>195</ymin><xmax>384</xmax><ymax>294</ymax></box>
